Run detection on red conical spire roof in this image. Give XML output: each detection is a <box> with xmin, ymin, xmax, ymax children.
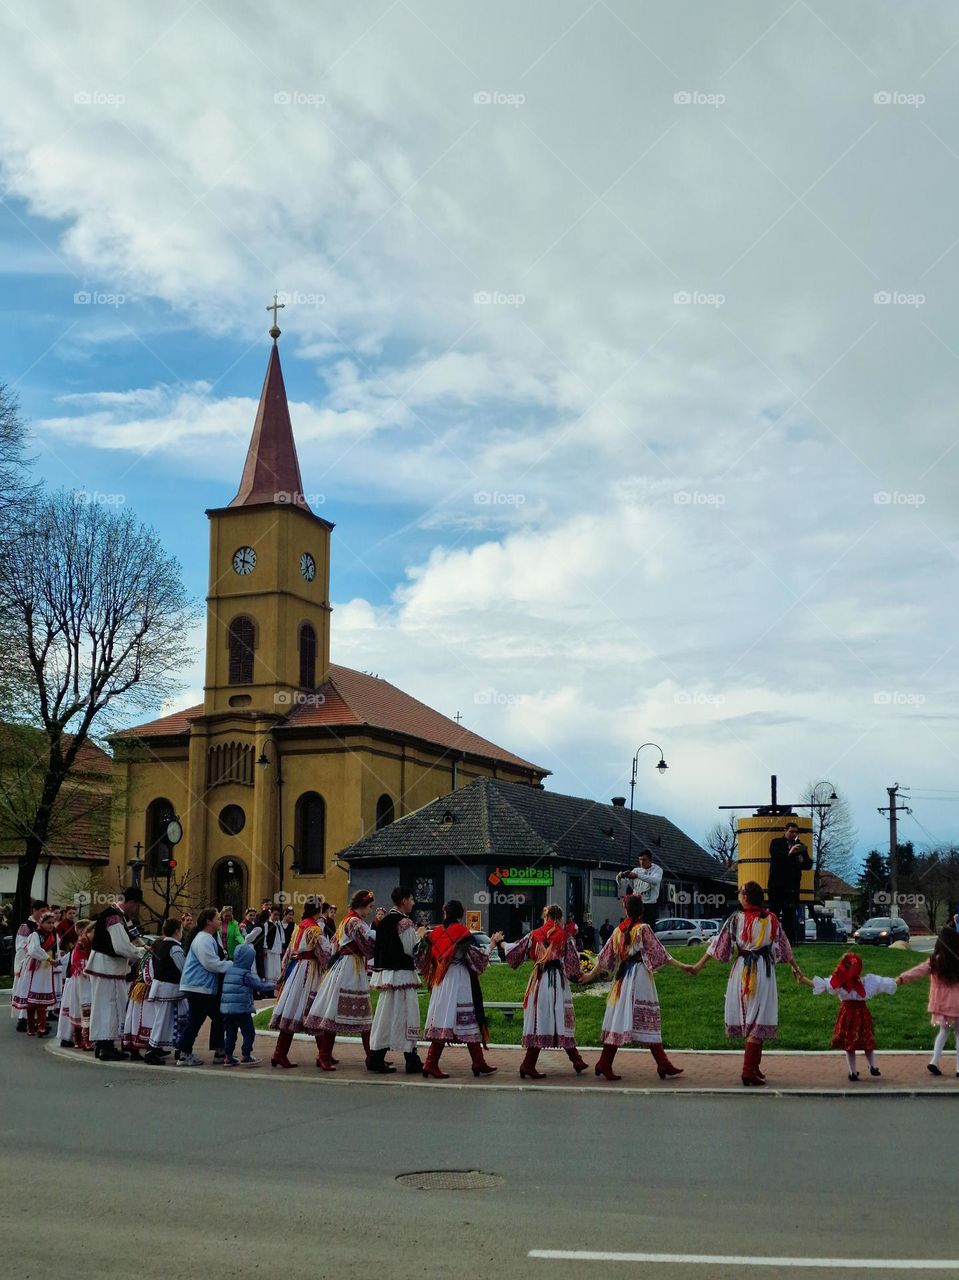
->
<box><xmin>229</xmin><ymin>339</ymin><xmax>310</xmax><ymax>511</ymax></box>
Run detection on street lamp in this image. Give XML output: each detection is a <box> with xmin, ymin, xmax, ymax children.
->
<box><xmin>256</xmin><ymin>738</ymin><xmax>286</xmax><ymax>898</ymax></box>
<box><xmin>279</xmin><ymin>842</ymin><xmax>300</xmax><ymax>898</ymax></box>
<box><xmin>627</xmin><ymin>742</ymin><xmax>668</xmax><ymax>863</ymax></box>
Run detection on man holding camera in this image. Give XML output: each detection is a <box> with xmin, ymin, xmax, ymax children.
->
<box><xmin>766</xmin><ymin>822</ymin><xmax>812</xmax><ymax>946</ymax></box>
<box><xmin>616</xmin><ymin>850</ymin><xmax>663</xmax><ymax>925</ymax></box>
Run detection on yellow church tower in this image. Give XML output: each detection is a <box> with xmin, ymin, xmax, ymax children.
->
<box><xmin>111</xmin><ymin>307</ymin><xmax>547</xmax><ymax>921</ymax></box>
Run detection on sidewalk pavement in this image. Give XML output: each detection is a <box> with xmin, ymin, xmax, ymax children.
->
<box><xmin>252</xmin><ymin>1032</ymin><xmax>959</xmax><ymax>1094</ymax></box>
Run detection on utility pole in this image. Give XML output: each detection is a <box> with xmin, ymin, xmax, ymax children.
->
<box><xmin>877</xmin><ymin>784</ymin><xmax>911</xmax><ymax>915</ymax></box>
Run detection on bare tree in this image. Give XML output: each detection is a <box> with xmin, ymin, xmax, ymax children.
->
<box><xmin>1</xmin><ymin>489</ymin><xmax>197</xmax><ymax>925</ymax></box>
<box><xmin>906</xmin><ymin>848</ymin><xmax>959</xmax><ymax>932</ymax></box>
<box><xmin>802</xmin><ymin>780</ymin><xmax>858</xmax><ymax>897</ymax></box>
<box><xmin>704</xmin><ymin>813</ymin><xmax>739</xmax><ymax>868</ymax></box>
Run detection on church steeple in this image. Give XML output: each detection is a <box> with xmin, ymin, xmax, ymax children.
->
<box><xmin>229</xmin><ymin>317</ymin><xmax>310</xmax><ymax>512</ymax></box>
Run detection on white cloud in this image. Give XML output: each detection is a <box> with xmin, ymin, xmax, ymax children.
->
<box><xmin>6</xmin><ymin>1</ymin><xmax>959</xmax><ymax>856</ymax></box>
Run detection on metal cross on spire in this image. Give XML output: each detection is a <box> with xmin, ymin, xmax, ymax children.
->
<box><xmin>266</xmin><ymin>291</ymin><xmax>285</xmax><ymax>339</ymax></box>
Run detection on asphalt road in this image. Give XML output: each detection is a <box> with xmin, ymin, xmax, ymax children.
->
<box><xmin>2</xmin><ymin>1025</ymin><xmax>957</xmax><ymax>1279</ymax></box>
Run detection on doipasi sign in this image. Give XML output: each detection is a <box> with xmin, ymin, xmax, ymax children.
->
<box><xmin>487</xmin><ymin>865</ymin><xmax>554</xmax><ymax>887</ymax></box>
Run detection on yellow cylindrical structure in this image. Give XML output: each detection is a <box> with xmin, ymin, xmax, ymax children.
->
<box><xmin>736</xmin><ymin>814</ymin><xmax>814</xmax><ymax>905</ymax></box>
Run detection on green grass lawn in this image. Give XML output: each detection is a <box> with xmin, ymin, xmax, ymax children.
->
<box><xmin>254</xmin><ymin>944</ymin><xmax>937</xmax><ymax>1050</ymax></box>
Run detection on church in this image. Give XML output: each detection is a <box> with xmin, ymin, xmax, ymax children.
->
<box><xmin>109</xmin><ymin>315</ymin><xmax>548</xmax><ymax>918</ymax></box>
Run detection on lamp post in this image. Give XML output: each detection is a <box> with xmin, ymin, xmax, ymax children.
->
<box><xmin>279</xmin><ymin>843</ymin><xmax>299</xmax><ymax>901</ymax></box>
<box><xmin>256</xmin><ymin>738</ymin><xmax>285</xmax><ymax>900</ymax></box>
<box><xmin>627</xmin><ymin>743</ymin><xmax>668</xmax><ymax>864</ymax></box>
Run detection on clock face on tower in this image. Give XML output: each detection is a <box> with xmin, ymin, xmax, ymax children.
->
<box><xmin>300</xmin><ymin>552</ymin><xmax>316</xmax><ymax>582</ymax></box>
<box><xmin>232</xmin><ymin>546</ymin><xmax>256</xmax><ymax>576</ymax></box>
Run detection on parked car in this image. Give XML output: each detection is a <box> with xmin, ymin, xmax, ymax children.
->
<box><xmin>472</xmin><ymin>931</ymin><xmax>503</xmax><ymax>962</ymax></box>
<box><xmin>852</xmin><ymin>916</ymin><xmax>909</xmax><ymax>946</ymax></box>
<box><xmin>653</xmin><ymin>917</ymin><xmax>704</xmax><ymax>946</ymax></box>
<box><xmin>804</xmin><ymin>912</ymin><xmax>848</xmax><ymax>943</ymax></box>
<box><xmin>697</xmin><ymin>918</ymin><xmax>722</xmax><ymax>941</ymax></box>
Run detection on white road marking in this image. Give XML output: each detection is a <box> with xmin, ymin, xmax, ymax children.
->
<box><xmin>529</xmin><ymin>1251</ymin><xmax>956</xmax><ymax>1270</ymax></box>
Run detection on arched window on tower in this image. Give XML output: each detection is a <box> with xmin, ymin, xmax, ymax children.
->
<box><xmin>228</xmin><ymin>615</ymin><xmax>256</xmax><ymax>685</ymax></box>
<box><xmin>295</xmin><ymin>791</ymin><xmax>325</xmax><ymax>874</ymax></box>
<box><xmin>375</xmin><ymin>793</ymin><xmax>395</xmax><ymax>830</ymax></box>
<box><xmin>299</xmin><ymin>622</ymin><xmax>317</xmax><ymax>688</ymax></box>
<box><xmin>145</xmin><ymin>797</ymin><xmax>176</xmax><ymax>873</ymax></box>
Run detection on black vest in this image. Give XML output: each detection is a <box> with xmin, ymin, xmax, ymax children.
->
<box><xmin>373</xmin><ymin>911</ymin><xmax>414</xmax><ymax>971</ymax></box>
<box><xmin>92</xmin><ymin>906</ymin><xmax>127</xmax><ymax>958</ymax></box>
<box><xmin>152</xmin><ymin>938</ymin><xmax>182</xmax><ymax>984</ymax></box>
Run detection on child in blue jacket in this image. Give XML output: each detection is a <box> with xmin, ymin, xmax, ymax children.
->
<box><xmin>219</xmin><ymin>943</ymin><xmax>276</xmax><ymax>1066</ymax></box>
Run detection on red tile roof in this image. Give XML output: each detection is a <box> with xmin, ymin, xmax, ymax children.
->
<box><xmin>120</xmin><ymin>664</ymin><xmax>547</xmax><ymax>774</ymax></box>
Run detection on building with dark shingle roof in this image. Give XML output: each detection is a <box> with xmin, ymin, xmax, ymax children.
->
<box><xmin>339</xmin><ymin>777</ymin><xmax>734</xmax><ymax>937</ymax></box>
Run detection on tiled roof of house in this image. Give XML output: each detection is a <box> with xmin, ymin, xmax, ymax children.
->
<box><xmin>119</xmin><ymin>665</ymin><xmax>546</xmax><ymax>774</ymax></box>
<box><xmin>339</xmin><ymin>777</ymin><xmax>727</xmax><ymax>881</ymax></box>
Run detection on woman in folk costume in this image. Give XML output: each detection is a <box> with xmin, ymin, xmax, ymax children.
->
<box><xmin>143</xmin><ymin>917</ymin><xmax>187</xmax><ymax>1065</ymax></box>
<box><xmin>121</xmin><ymin>947</ymin><xmax>156</xmax><ymax>1059</ymax></box>
<box><xmin>690</xmin><ymin>880</ymin><xmax>801</xmax><ymax>1086</ymax></box>
<box><xmin>56</xmin><ymin>920</ymin><xmax>95</xmax><ymax>1050</ymax></box>
<box><xmin>12</xmin><ymin>910</ymin><xmax>60</xmax><ymax>1037</ymax></box>
<box><xmin>262</xmin><ymin>907</ymin><xmax>286</xmax><ymax>984</ymax></box>
<box><xmin>305</xmin><ymin>890</ymin><xmax>384</xmax><ymax>1071</ymax></box>
<box><xmin>269</xmin><ymin>897</ymin><xmax>332</xmax><ymax>1070</ymax></box>
<box><xmin>797</xmin><ymin>951</ymin><xmax>896</xmax><ymax>1080</ymax></box>
<box><xmin>503</xmin><ymin>904</ymin><xmax>588</xmax><ymax>1079</ymax></box>
<box><xmin>577</xmin><ymin>894</ymin><xmax>693</xmax><ymax>1080</ymax></box>
<box><xmin>417</xmin><ymin>899</ymin><xmax>504</xmax><ymax>1079</ymax></box>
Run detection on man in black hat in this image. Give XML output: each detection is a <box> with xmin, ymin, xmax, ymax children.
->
<box><xmin>767</xmin><ymin>823</ymin><xmax>811</xmax><ymax>946</ymax></box>
<box><xmin>87</xmin><ymin>887</ymin><xmax>145</xmax><ymax>1061</ymax></box>
<box><xmin>368</xmin><ymin>886</ymin><xmax>425</xmax><ymax>1074</ymax></box>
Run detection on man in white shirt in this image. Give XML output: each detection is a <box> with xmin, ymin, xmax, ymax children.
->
<box><xmin>87</xmin><ymin>887</ymin><xmax>144</xmax><ymax>1061</ymax></box>
<box><xmin>616</xmin><ymin>851</ymin><xmax>664</xmax><ymax>925</ymax></box>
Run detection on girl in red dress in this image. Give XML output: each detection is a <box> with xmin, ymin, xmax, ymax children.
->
<box><xmin>798</xmin><ymin>952</ymin><xmax>896</xmax><ymax>1080</ymax></box>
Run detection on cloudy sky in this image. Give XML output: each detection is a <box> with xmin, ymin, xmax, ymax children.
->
<box><xmin>4</xmin><ymin>0</ymin><xmax>959</xmax><ymax>862</ymax></box>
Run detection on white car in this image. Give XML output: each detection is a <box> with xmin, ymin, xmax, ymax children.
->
<box><xmin>653</xmin><ymin>917</ymin><xmax>705</xmax><ymax>946</ymax></box>
<box><xmin>697</xmin><ymin>918</ymin><xmax>722</xmax><ymax>941</ymax></box>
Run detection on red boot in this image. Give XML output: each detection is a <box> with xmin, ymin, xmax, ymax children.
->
<box><xmin>26</xmin><ymin>1007</ymin><xmax>37</xmax><ymax>1037</ymax></box>
<box><xmin>566</xmin><ymin>1046</ymin><xmax>589</xmax><ymax>1074</ymax></box>
<box><xmin>650</xmin><ymin>1043</ymin><xmax>683</xmax><ymax>1078</ymax></box>
<box><xmin>422</xmin><ymin>1042</ymin><xmax>450</xmax><ymax>1079</ymax></box>
<box><xmin>520</xmin><ymin>1047</ymin><xmax>546</xmax><ymax>1079</ymax></box>
<box><xmin>468</xmin><ymin>1042</ymin><xmax>497</xmax><ymax>1077</ymax></box>
<box><xmin>271</xmin><ymin>1030</ymin><xmax>299</xmax><ymax>1070</ymax></box>
<box><xmin>594</xmin><ymin>1043</ymin><xmax>621</xmax><ymax>1081</ymax></box>
<box><xmin>742</xmin><ymin>1039</ymin><xmax>765</xmax><ymax>1086</ymax></box>
<box><xmin>315</xmin><ymin>1031</ymin><xmax>337</xmax><ymax>1071</ymax></box>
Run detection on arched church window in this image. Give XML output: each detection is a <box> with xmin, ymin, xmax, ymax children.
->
<box><xmin>228</xmin><ymin>615</ymin><xmax>256</xmax><ymax>685</ymax></box>
<box><xmin>295</xmin><ymin>791</ymin><xmax>325</xmax><ymax>874</ymax></box>
<box><xmin>145</xmin><ymin>797</ymin><xmax>176</xmax><ymax>873</ymax></box>
<box><xmin>299</xmin><ymin>622</ymin><xmax>317</xmax><ymax>688</ymax></box>
<box><xmin>375</xmin><ymin>793</ymin><xmax>395</xmax><ymax>830</ymax></box>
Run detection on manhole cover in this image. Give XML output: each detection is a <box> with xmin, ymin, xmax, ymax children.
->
<box><xmin>395</xmin><ymin>1169</ymin><xmax>504</xmax><ymax>1191</ymax></box>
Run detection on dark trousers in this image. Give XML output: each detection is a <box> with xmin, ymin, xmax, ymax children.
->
<box><xmin>222</xmin><ymin>1013</ymin><xmax>256</xmax><ymax>1060</ymax></box>
<box><xmin>177</xmin><ymin>993</ymin><xmax>221</xmax><ymax>1054</ymax></box>
<box><xmin>641</xmin><ymin>901</ymin><xmax>658</xmax><ymax>925</ymax></box>
<box><xmin>769</xmin><ymin>892</ymin><xmax>799</xmax><ymax>944</ymax></box>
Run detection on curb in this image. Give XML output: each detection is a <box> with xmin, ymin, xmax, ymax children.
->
<box><xmin>41</xmin><ymin>1044</ymin><xmax>959</xmax><ymax>1098</ymax></box>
